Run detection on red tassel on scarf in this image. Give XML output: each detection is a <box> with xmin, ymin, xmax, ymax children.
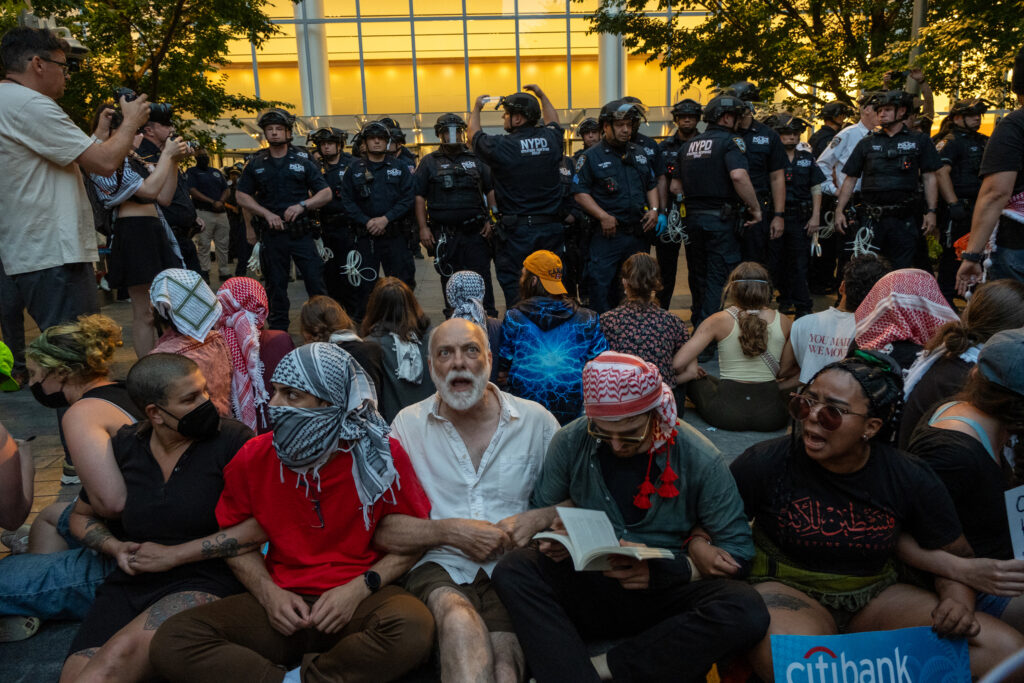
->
<box><xmin>657</xmin><ymin>459</ymin><xmax>680</xmax><ymax>498</ymax></box>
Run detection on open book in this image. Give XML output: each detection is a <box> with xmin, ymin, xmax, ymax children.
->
<box><xmin>533</xmin><ymin>507</ymin><xmax>675</xmax><ymax>571</ymax></box>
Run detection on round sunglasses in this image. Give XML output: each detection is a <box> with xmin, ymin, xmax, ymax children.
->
<box><xmin>787</xmin><ymin>393</ymin><xmax>870</xmax><ymax>431</ymax></box>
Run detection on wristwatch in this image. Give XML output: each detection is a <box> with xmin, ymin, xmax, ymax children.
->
<box><xmin>773</xmin><ymin>212</ymin><xmax>785</xmax><ymax>218</ymax></box>
<box><xmin>299</xmin><ymin>200</ymin><xmax>308</xmax><ymax>209</ymax></box>
<box><xmin>960</xmin><ymin>251</ymin><xmax>984</xmax><ymax>263</ymax></box>
<box><xmin>363</xmin><ymin>570</ymin><xmax>381</xmax><ymax>593</ymax></box>
<box><xmin>925</xmin><ymin>207</ymin><xmax>937</xmax><ymax>214</ymax></box>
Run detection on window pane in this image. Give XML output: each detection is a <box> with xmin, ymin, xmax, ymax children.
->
<box><xmin>520</xmin><ymin>58</ymin><xmax>567</xmax><ymax>107</ymax></box>
<box><xmin>361</xmin><ymin>22</ymin><xmax>413</xmax><ymax>60</ymax></box>
<box><xmin>465</xmin><ymin>0</ymin><xmax>511</xmax><ymax>16</ymax></box>
<box><xmin>417</xmin><ymin>61</ymin><xmax>468</xmax><ymax>114</ymax></box>
<box><xmin>412</xmin><ymin>0</ymin><xmax>465</xmax><ymax>17</ymax></box>
<box><xmin>517</xmin><ymin>0</ymin><xmax>566</xmax><ymax>13</ymax></box>
<box><xmin>255</xmin><ymin>24</ymin><xmax>298</xmax><ymax>63</ymax></box>
<box><xmin>264</xmin><ymin>0</ymin><xmax>296</xmax><ymax>19</ymax></box>
<box><xmin>626</xmin><ymin>54</ymin><xmax>668</xmax><ymax>109</ymax></box>
<box><xmin>328</xmin><ymin>64</ymin><xmax>366</xmax><ymax>115</ymax></box>
<box><xmin>326</xmin><ymin>22</ymin><xmax>360</xmax><ymax>60</ymax></box>
<box><xmin>569</xmin><ymin>17</ymin><xmax>597</xmax><ymax>55</ymax></box>
<box><xmin>359</xmin><ymin>0</ymin><xmax>410</xmax><ymax>18</ymax></box>
<box><xmin>323</xmin><ymin>0</ymin><xmax>357</xmax><ymax>17</ymax></box>
<box><xmin>570</xmin><ymin>56</ymin><xmax>599</xmax><ymax>110</ymax></box>
<box><xmin>414</xmin><ymin>20</ymin><xmax>465</xmax><ymax>60</ymax></box>
<box><xmin>518</xmin><ymin>17</ymin><xmax>566</xmax><ymax>57</ymax></box>
<box><xmin>465</xmin><ymin>19</ymin><xmax>515</xmax><ymax>56</ymax></box>
<box><xmin>363</xmin><ymin>29</ymin><xmax>415</xmax><ymax>114</ymax></box>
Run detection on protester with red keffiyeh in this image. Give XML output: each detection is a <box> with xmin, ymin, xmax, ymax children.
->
<box><xmin>491</xmin><ymin>350</ymin><xmax>767</xmax><ymax>683</ymax></box>
<box><xmin>216</xmin><ymin>277</ymin><xmax>294</xmax><ymax>433</ymax></box>
<box><xmin>853</xmin><ymin>268</ymin><xmax>958</xmax><ymax>371</ymax></box>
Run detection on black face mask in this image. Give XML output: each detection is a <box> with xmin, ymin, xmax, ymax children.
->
<box><xmin>30</xmin><ymin>378</ymin><xmax>69</xmax><ymax>409</ymax></box>
<box><xmin>159</xmin><ymin>400</ymin><xmax>220</xmax><ymax>440</ymax></box>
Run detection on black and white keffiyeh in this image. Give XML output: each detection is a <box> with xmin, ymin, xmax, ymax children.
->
<box><xmin>269</xmin><ymin>342</ymin><xmax>398</xmax><ymax>529</ymax></box>
<box><xmin>445</xmin><ymin>270</ymin><xmax>488</xmax><ymax>330</ymax></box>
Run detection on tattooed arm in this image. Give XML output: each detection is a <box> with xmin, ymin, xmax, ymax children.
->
<box><xmin>128</xmin><ymin>517</ymin><xmax>268</xmax><ymax>574</ymax></box>
<box><xmin>68</xmin><ymin>497</ymin><xmax>140</xmax><ymax>574</ymax></box>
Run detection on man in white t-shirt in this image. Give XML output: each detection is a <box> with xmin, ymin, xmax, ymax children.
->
<box><xmin>0</xmin><ymin>27</ymin><xmax>150</xmax><ymax>376</ymax></box>
<box><xmin>791</xmin><ymin>254</ymin><xmax>891</xmax><ymax>383</ymax></box>
<box><xmin>375</xmin><ymin>318</ymin><xmax>561</xmax><ymax>683</ymax></box>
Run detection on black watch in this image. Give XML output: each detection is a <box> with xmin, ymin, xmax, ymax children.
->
<box><xmin>773</xmin><ymin>211</ymin><xmax>785</xmax><ymax>218</ymax></box>
<box><xmin>925</xmin><ymin>207</ymin><xmax>937</xmax><ymax>214</ymax></box>
<box><xmin>363</xmin><ymin>570</ymin><xmax>382</xmax><ymax>593</ymax></box>
<box><xmin>960</xmin><ymin>251</ymin><xmax>984</xmax><ymax>263</ymax></box>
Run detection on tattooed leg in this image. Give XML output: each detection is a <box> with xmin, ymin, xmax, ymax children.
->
<box><xmin>747</xmin><ymin>582</ymin><xmax>838</xmax><ymax>683</ymax></box>
<box><xmin>66</xmin><ymin>592</ymin><xmax>221</xmax><ymax>683</ymax></box>
<box><xmin>59</xmin><ymin>651</ymin><xmax>96</xmax><ymax>683</ymax></box>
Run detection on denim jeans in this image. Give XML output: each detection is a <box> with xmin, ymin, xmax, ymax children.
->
<box><xmin>0</xmin><ymin>549</ymin><xmax>115</xmax><ymax>620</ymax></box>
<box><xmin>494</xmin><ymin>222</ymin><xmax>565</xmax><ymax>308</ymax></box>
<box><xmin>989</xmin><ymin>245</ymin><xmax>1024</xmax><ymax>284</ymax></box>
<box><xmin>692</xmin><ymin>213</ymin><xmax>742</xmax><ymax>323</ymax></box>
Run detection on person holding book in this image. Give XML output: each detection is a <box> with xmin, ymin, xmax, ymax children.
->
<box><xmin>492</xmin><ymin>351</ymin><xmax>768</xmax><ymax>682</ymax></box>
<box><xmin>375</xmin><ymin>317</ymin><xmax>561</xmax><ymax>682</ymax></box>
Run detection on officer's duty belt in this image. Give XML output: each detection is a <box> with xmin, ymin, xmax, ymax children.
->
<box><xmin>858</xmin><ymin>202</ymin><xmax>916</xmax><ymax>220</ymax></box>
<box><xmin>507</xmin><ymin>213</ymin><xmax>560</xmax><ymax>227</ymax></box>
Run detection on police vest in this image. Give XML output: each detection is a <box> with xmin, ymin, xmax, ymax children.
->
<box><xmin>246</xmin><ymin>149</ymin><xmax>320</xmax><ymax>214</ymax></box>
<box><xmin>858</xmin><ymin>131</ymin><xmax>928</xmax><ymax>195</ymax></box>
<box><xmin>785</xmin><ymin>150</ymin><xmax>818</xmax><ymax>204</ymax></box>
<box><xmin>423</xmin><ymin>152</ymin><xmax>485</xmax><ymax>221</ymax></box>
<box><xmin>679</xmin><ymin>126</ymin><xmax>744</xmax><ymax>209</ymax></box>
<box><xmin>322</xmin><ymin>155</ymin><xmax>354</xmax><ymax>216</ymax></box>
<box><xmin>937</xmin><ymin>128</ymin><xmax>987</xmax><ymax>199</ymax></box>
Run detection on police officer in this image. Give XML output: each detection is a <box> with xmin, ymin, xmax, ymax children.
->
<box><xmin>661</xmin><ymin>98</ymin><xmax>703</xmax><ymax>312</ymax></box>
<box><xmin>806</xmin><ymin>101</ymin><xmax>854</xmax><ymax>295</ymax></box>
<box><xmin>621</xmin><ymin>96</ymin><xmax>669</xmax><ymax>226</ymax></box>
<box><xmin>379</xmin><ymin>117</ymin><xmax>418</xmax><ymax>172</ymax></box>
<box><xmin>576</xmin><ymin>117</ymin><xmax>601</xmax><ymax>153</ymax></box>
<box><xmin>765</xmin><ymin>114</ymin><xmax>825</xmax><ymax>317</ymax></box>
<box><xmin>676</xmin><ymin>94</ymin><xmax>762</xmax><ymax>329</ymax></box>
<box><xmin>934</xmin><ymin>98</ymin><xmax>991</xmax><ymax>304</ymax></box>
<box><xmin>728</xmin><ymin>81</ymin><xmax>787</xmax><ymax>265</ymax></box>
<box><xmin>573</xmin><ymin>100</ymin><xmax>659</xmax><ymax>314</ymax></box>
<box><xmin>415</xmin><ymin>113</ymin><xmax>499</xmax><ymax>316</ymax></box>
<box><xmin>835</xmin><ymin>90</ymin><xmax>942</xmax><ymax>270</ymax></box>
<box><xmin>310</xmin><ymin>126</ymin><xmax>361</xmax><ymax>314</ymax></box>
<box><xmin>470</xmin><ymin>84</ymin><xmax>565</xmax><ymax>308</ymax></box>
<box><xmin>560</xmin><ymin>118</ymin><xmax>601</xmax><ymax>304</ymax></box>
<box><xmin>340</xmin><ymin>120</ymin><xmax>416</xmax><ymax>320</ymax></box>
<box><xmin>236</xmin><ymin>108</ymin><xmax>333</xmax><ymax>330</ymax></box>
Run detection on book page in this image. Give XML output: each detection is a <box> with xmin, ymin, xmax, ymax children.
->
<box><xmin>556</xmin><ymin>507</ymin><xmax>619</xmax><ymax>553</ymax></box>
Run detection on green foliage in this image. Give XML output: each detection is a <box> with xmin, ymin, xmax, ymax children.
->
<box><xmin>583</xmin><ymin>0</ymin><xmax>1024</xmax><ymax>108</ymax></box>
<box><xmin>10</xmin><ymin>0</ymin><xmax>291</xmax><ymax>147</ymax></box>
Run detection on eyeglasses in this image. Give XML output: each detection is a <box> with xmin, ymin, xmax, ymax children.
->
<box><xmin>587</xmin><ymin>416</ymin><xmax>652</xmax><ymax>445</ymax></box>
<box><xmin>38</xmin><ymin>56</ymin><xmax>70</xmax><ymax>76</ymax></box>
<box><xmin>788</xmin><ymin>393</ymin><xmax>870</xmax><ymax>431</ymax></box>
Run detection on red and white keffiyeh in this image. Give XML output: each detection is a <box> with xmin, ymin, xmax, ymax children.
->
<box><xmin>217</xmin><ymin>277</ymin><xmax>269</xmax><ymax>431</ymax></box>
<box><xmin>854</xmin><ymin>269</ymin><xmax>959</xmax><ymax>352</ymax></box>
<box><xmin>582</xmin><ymin>351</ymin><xmax>679</xmax><ymax>509</ymax></box>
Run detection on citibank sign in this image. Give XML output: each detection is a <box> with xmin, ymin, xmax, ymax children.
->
<box><xmin>771</xmin><ymin>628</ymin><xmax>969</xmax><ymax>683</ymax></box>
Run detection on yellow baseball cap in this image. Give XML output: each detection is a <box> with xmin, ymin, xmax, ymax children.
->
<box><xmin>523</xmin><ymin>250</ymin><xmax>568</xmax><ymax>295</ymax></box>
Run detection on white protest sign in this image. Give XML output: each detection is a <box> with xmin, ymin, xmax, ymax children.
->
<box><xmin>1004</xmin><ymin>483</ymin><xmax>1024</xmax><ymax>559</ymax></box>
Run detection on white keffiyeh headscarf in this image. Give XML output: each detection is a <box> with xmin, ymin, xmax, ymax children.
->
<box><xmin>269</xmin><ymin>343</ymin><xmax>398</xmax><ymax>529</ymax></box>
<box><xmin>150</xmin><ymin>269</ymin><xmax>222</xmax><ymax>342</ymax></box>
<box><xmin>445</xmin><ymin>270</ymin><xmax>488</xmax><ymax>330</ymax></box>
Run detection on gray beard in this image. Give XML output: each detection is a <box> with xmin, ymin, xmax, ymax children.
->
<box><xmin>431</xmin><ymin>367</ymin><xmax>489</xmax><ymax>411</ymax></box>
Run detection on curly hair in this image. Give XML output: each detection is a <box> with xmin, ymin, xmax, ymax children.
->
<box><xmin>621</xmin><ymin>252</ymin><xmax>663</xmax><ymax>303</ymax></box>
<box><xmin>925</xmin><ymin>280</ymin><xmax>1024</xmax><ymax>356</ymax></box>
<box><xmin>808</xmin><ymin>350</ymin><xmax>905</xmax><ymax>442</ymax></box>
<box><xmin>300</xmin><ymin>295</ymin><xmax>355</xmax><ymax>343</ymax></box>
<box><xmin>26</xmin><ymin>314</ymin><xmax>122</xmax><ymax>382</ymax></box>
<box><xmin>842</xmin><ymin>254</ymin><xmax>892</xmax><ymax>312</ymax></box>
<box><xmin>722</xmin><ymin>262</ymin><xmax>773</xmax><ymax>357</ymax></box>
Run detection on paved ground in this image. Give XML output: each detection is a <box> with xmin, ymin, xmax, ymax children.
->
<box><xmin>0</xmin><ymin>249</ymin><xmax>815</xmax><ymax>681</ymax></box>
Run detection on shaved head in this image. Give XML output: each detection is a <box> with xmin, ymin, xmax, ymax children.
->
<box><xmin>429</xmin><ymin>318</ymin><xmax>487</xmax><ymax>356</ymax></box>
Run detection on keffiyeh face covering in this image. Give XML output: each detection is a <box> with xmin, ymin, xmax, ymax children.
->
<box><xmin>269</xmin><ymin>343</ymin><xmax>399</xmax><ymax>529</ymax></box>
<box><xmin>582</xmin><ymin>351</ymin><xmax>679</xmax><ymax>509</ymax></box>
<box><xmin>445</xmin><ymin>270</ymin><xmax>488</xmax><ymax>330</ymax></box>
<box><xmin>150</xmin><ymin>269</ymin><xmax>222</xmax><ymax>342</ymax></box>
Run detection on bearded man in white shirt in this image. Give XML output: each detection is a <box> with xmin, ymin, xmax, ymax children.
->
<box><xmin>375</xmin><ymin>317</ymin><xmax>560</xmax><ymax>683</ymax></box>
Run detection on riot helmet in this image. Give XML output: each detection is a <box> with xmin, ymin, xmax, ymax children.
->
<box><xmin>702</xmin><ymin>95</ymin><xmax>748</xmax><ymax>126</ymax></box>
<box><xmin>309</xmin><ymin>127</ymin><xmax>347</xmax><ymax>146</ymax></box>
<box><xmin>257</xmin><ymin>108</ymin><xmax>295</xmax><ymax>131</ymax></box>
<box><xmin>671</xmin><ymin>99</ymin><xmax>704</xmax><ymax>118</ymax></box>
<box><xmin>948</xmin><ymin>98</ymin><xmax>993</xmax><ymax>118</ymax></box>
<box><xmin>764</xmin><ymin>113</ymin><xmax>809</xmax><ymax>136</ymax></box>
<box><xmin>434</xmin><ymin>113</ymin><xmax>468</xmax><ymax>144</ymax></box>
<box><xmin>576</xmin><ymin>117</ymin><xmax>600</xmax><ymax>136</ymax></box>
<box><xmin>819</xmin><ymin>101</ymin><xmax>854</xmax><ymax>122</ymax></box>
<box><xmin>378</xmin><ymin>117</ymin><xmax>406</xmax><ymax>144</ymax></box>
<box><xmin>496</xmin><ymin>92</ymin><xmax>542</xmax><ymax>127</ymax></box>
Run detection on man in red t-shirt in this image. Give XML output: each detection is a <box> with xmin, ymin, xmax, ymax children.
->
<box><xmin>152</xmin><ymin>343</ymin><xmax>435</xmax><ymax>683</ymax></box>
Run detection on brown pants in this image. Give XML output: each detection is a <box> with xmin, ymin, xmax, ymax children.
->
<box><xmin>150</xmin><ymin>586</ymin><xmax>434</xmax><ymax>683</ymax></box>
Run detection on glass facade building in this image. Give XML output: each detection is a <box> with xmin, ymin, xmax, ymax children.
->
<box><xmin>210</xmin><ymin>1</ymin><xmax>713</xmax><ymax>151</ymax></box>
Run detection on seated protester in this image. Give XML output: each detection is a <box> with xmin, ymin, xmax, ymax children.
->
<box><xmin>498</xmin><ymin>250</ymin><xmax>608</xmax><ymax>425</ymax></box>
<box><xmin>149</xmin><ymin>269</ymin><xmax>232</xmax><ymax>418</ymax></box>
<box><xmin>729</xmin><ymin>353</ymin><xmax>1024</xmax><ymax>680</ymax></box>
<box><xmin>492</xmin><ymin>352</ymin><xmax>769</xmax><ymax>683</ymax></box>
<box><xmin>852</xmin><ymin>268</ymin><xmax>958</xmax><ymax>372</ymax></box>
<box><xmin>216</xmin><ymin>277</ymin><xmax>295</xmax><ymax>434</ymax></box>
<box><xmin>151</xmin><ymin>343</ymin><xmax>435</xmax><ymax>683</ymax></box>
<box><xmin>60</xmin><ymin>353</ymin><xmax>255</xmax><ymax>682</ymax></box>
<box><xmin>903</xmin><ymin>330</ymin><xmax>1024</xmax><ymax>631</ymax></box>
<box><xmin>0</xmin><ymin>315</ymin><xmax>144</xmax><ymax>636</ymax></box>
<box><xmin>375</xmin><ymin>318</ymin><xmax>561</xmax><ymax>682</ymax></box>
<box><xmin>790</xmin><ymin>254</ymin><xmax>891</xmax><ymax>385</ymax></box>
<box><xmin>0</xmin><ymin>420</ymin><xmax>34</xmax><ymax>642</ymax></box>
<box><xmin>445</xmin><ymin>270</ymin><xmax>503</xmax><ymax>384</ymax></box>
<box><xmin>899</xmin><ymin>279</ymin><xmax>1024</xmax><ymax>448</ymax></box>
<box><xmin>88</xmin><ymin>103</ymin><xmax>190</xmax><ymax>356</ymax></box>
<box><xmin>599</xmin><ymin>253</ymin><xmax>690</xmax><ymax>407</ymax></box>
<box><xmin>672</xmin><ymin>262</ymin><xmax>798</xmax><ymax>432</ymax></box>
<box><xmin>361</xmin><ymin>277</ymin><xmax>436</xmax><ymax>423</ymax></box>
<box><xmin>300</xmin><ymin>295</ymin><xmax>384</xmax><ymax>393</ymax></box>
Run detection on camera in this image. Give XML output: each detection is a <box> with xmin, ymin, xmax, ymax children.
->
<box><xmin>112</xmin><ymin>87</ymin><xmax>174</xmax><ymax>123</ymax></box>
<box><xmin>885</xmin><ymin>70</ymin><xmax>908</xmax><ymax>83</ymax></box>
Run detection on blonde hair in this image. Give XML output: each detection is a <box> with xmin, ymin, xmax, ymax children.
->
<box><xmin>26</xmin><ymin>314</ymin><xmax>122</xmax><ymax>381</ymax></box>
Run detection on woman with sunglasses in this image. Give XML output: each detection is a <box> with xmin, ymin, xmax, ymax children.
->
<box><xmin>729</xmin><ymin>352</ymin><xmax>1024</xmax><ymax>680</ymax></box>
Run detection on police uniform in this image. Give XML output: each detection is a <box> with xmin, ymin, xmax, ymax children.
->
<box><xmin>842</xmin><ymin>127</ymin><xmax>942</xmax><ymax>269</ymax></box>
<box><xmin>473</xmin><ymin>121</ymin><xmax>565</xmax><ymax>307</ymax></box>
<box><xmin>236</xmin><ymin>146</ymin><xmax>330</xmax><ymax>329</ymax></box>
<box><xmin>935</xmin><ymin>126</ymin><xmax>988</xmax><ymax>302</ymax></box>
<box><xmin>414</xmin><ymin>146</ymin><xmax>497</xmax><ymax>315</ymax></box>
<box><xmin>658</xmin><ymin>130</ymin><xmax>701</xmax><ymax>313</ymax></box>
<box><xmin>559</xmin><ymin>153</ymin><xmax>590</xmax><ymax>303</ymax></box>
<box><xmin>677</xmin><ymin>124</ymin><xmax>749</xmax><ymax>325</ymax></box>
<box><xmin>184</xmin><ymin>162</ymin><xmax>230</xmax><ymax>278</ymax></box>
<box><xmin>739</xmin><ymin>119</ymin><xmax>787</xmax><ymax>264</ymax></box>
<box><xmin>769</xmin><ymin>149</ymin><xmax>826</xmax><ymax>316</ymax></box>
<box><xmin>319</xmin><ymin>152</ymin><xmax>359</xmax><ymax>314</ymax></box>
<box><xmin>809</xmin><ymin>125</ymin><xmax>839</xmax><ymax>159</ymax></box>
<box><xmin>806</xmin><ymin>124</ymin><xmax>840</xmax><ymax>293</ymax></box>
<box><xmin>339</xmin><ymin>155</ymin><xmax>416</xmax><ymax>320</ymax></box>
<box><xmin>394</xmin><ymin>146</ymin><xmax>418</xmax><ymax>173</ymax></box>
<box><xmin>573</xmin><ymin>141</ymin><xmax>656</xmax><ymax>313</ymax></box>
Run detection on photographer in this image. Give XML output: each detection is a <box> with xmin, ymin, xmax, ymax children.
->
<box><xmin>0</xmin><ymin>27</ymin><xmax>150</xmax><ymax>381</ymax></box>
<box><xmin>135</xmin><ymin>101</ymin><xmax>205</xmax><ymax>274</ymax></box>
<box><xmin>89</xmin><ymin>102</ymin><xmax>191</xmax><ymax>356</ymax></box>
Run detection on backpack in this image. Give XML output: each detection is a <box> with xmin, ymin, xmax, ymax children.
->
<box><xmin>80</xmin><ymin>166</ymin><xmax>121</xmax><ymax>238</ymax></box>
